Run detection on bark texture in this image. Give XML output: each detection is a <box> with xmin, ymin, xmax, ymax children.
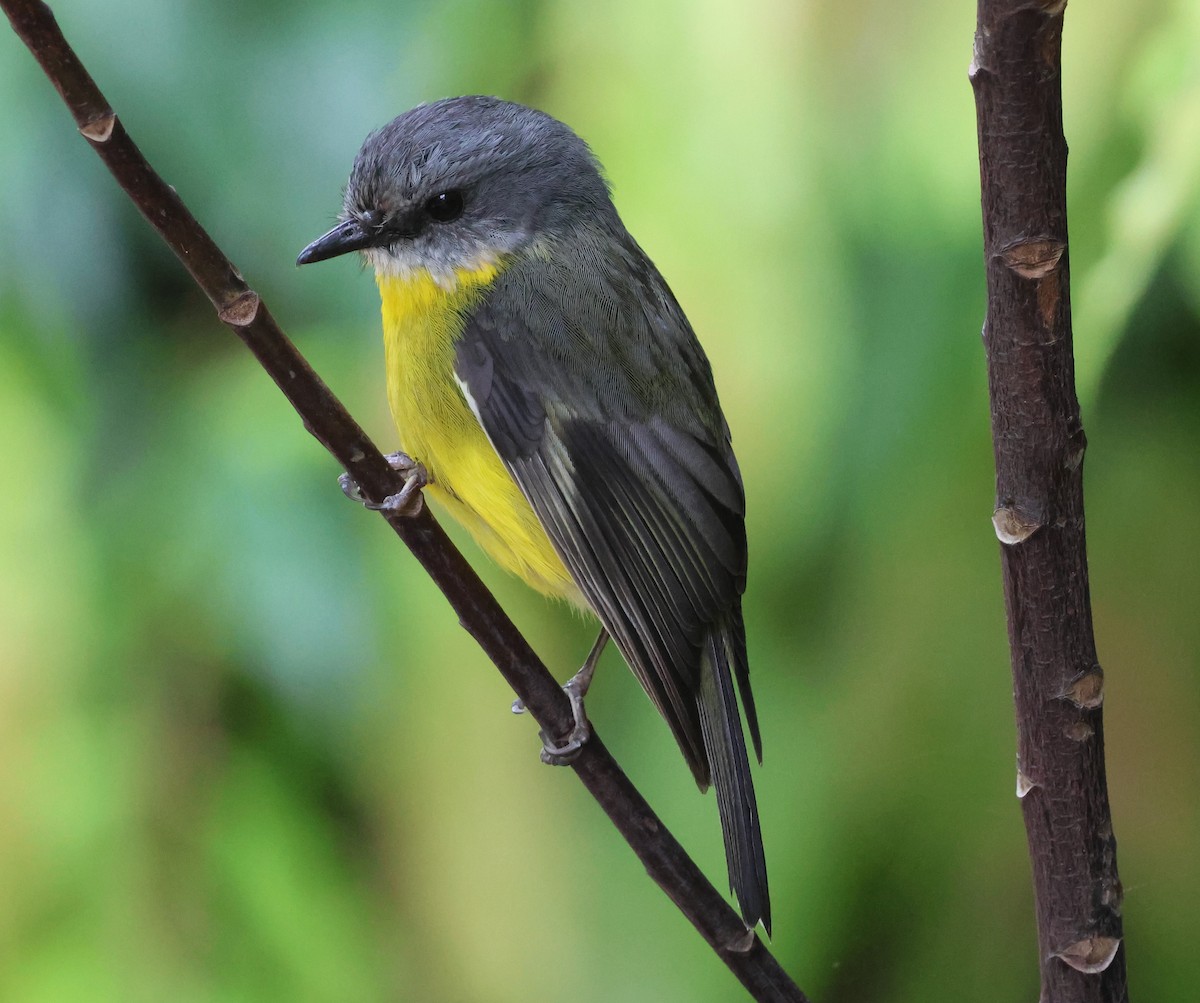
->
<box><xmin>971</xmin><ymin>3</ymin><xmax>1128</xmax><ymax>1000</ymax></box>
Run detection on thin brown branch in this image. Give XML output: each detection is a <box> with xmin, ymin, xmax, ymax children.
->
<box><xmin>3</xmin><ymin>0</ymin><xmax>808</xmax><ymax>999</ymax></box>
<box><xmin>971</xmin><ymin>2</ymin><xmax>1128</xmax><ymax>1001</ymax></box>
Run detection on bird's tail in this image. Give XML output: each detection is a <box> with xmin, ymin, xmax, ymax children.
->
<box><xmin>697</xmin><ymin>610</ymin><xmax>770</xmax><ymax>935</ymax></box>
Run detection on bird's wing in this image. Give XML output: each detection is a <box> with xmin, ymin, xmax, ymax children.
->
<box><xmin>453</xmin><ymin>230</ymin><xmax>758</xmax><ymax>781</ymax></box>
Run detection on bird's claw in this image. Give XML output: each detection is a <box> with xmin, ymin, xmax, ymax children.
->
<box><xmin>339</xmin><ymin>452</ymin><xmax>428</xmax><ymax>517</ymax></box>
<box><xmin>518</xmin><ymin>631</ymin><xmax>607</xmax><ymax>765</ymax></box>
<box><xmin>537</xmin><ymin>669</ymin><xmax>593</xmax><ymax>765</ymax></box>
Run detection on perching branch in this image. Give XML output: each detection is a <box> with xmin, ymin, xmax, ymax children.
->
<box><xmin>971</xmin><ymin>3</ymin><xmax>1128</xmax><ymax>1001</ymax></box>
<box><xmin>2</xmin><ymin>2</ymin><xmax>807</xmax><ymax>999</ymax></box>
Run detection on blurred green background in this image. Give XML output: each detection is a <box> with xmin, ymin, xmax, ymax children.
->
<box><xmin>2</xmin><ymin>1</ymin><xmax>1198</xmax><ymax>1000</ymax></box>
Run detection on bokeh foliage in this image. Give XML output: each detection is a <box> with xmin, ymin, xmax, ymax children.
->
<box><xmin>2</xmin><ymin>1</ymin><xmax>1198</xmax><ymax>1000</ymax></box>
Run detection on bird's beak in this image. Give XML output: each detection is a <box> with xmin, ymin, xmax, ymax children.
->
<box><xmin>296</xmin><ymin>218</ymin><xmax>373</xmax><ymax>265</ymax></box>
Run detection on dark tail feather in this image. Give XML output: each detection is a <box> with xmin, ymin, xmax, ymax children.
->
<box><xmin>725</xmin><ymin>606</ymin><xmax>762</xmax><ymax>763</ymax></box>
<box><xmin>697</xmin><ymin>617</ymin><xmax>770</xmax><ymax>935</ymax></box>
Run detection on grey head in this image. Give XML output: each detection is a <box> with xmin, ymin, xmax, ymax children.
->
<box><xmin>297</xmin><ymin>96</ymin><xmax>616</xmax><ymax>279</ymax></box>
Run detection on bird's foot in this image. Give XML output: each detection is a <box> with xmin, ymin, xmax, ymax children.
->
<box><xmin>513</xmin><ymin>630</ymin><xmax>608</xmax><ymax>765</ymax></box>
<box><xmin>338</xmin><ymin>452</ymin><xmax>427</xmax><ymax>517</ymax></box>
<box><xmin>537</xmin><ymin>668</ymin><xmax>593</xmax><ymax>765</ymax></box>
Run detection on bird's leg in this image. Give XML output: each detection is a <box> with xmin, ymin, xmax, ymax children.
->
<box><xmin>338</xmin><ymin>451</ymin><xmax>428</xmax><ymax>517</ymax></box>
<box><xmin>515</xmin><ymin>629</ymin><xmax>608</xmax><ymax>765</ymax></box>
<box><xmin>539</xmin><ymin>630</ymin><xmax>608</xmax><ymax>764</ymax></box>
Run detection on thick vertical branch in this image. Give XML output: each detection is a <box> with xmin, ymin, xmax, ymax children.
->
<box><xmin>971</xmin><ymin>3</ymin><xmax>1128</xmax><ymax>1001</ymax></box>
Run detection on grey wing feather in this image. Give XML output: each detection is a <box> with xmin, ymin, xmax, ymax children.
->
<box><xmin>454</xmin><ymin>234</ymin><xmax>747</xmax><ymax>768</ymax></box>
<box><xmin>454</xmin><ymin>229</ymin><xmax>768</xmax><ymax>929</ymax></box>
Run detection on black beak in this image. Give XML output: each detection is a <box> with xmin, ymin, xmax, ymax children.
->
<box><xmin>296</xmin><ymin>218</ymin><xmax>373</xmax><ymax>265</ymax></box>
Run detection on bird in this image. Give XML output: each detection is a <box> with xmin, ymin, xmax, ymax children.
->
<box><xmin>297</xmin><ymin>96</ymin><xmax>769</xmax><ymax>933</ymax></box>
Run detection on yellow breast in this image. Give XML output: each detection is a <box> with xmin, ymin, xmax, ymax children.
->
<box><xmin>377</xmin><ymin>266</ymin><xmax>580</xmax><ymax>602</ymax></box>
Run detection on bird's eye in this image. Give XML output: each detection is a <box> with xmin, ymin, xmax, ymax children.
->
<box><xmin>425</xmin><ymin>190</ymin><xmax>465</xmax><ymax>223</ymax></box>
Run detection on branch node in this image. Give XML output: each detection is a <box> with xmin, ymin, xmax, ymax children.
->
<box><xmin>1016</xmin><ymin>767</ymin><xmax>1038</xmax><ymax>798</ymax></box>
<box><xmin>992</xmin><ymin>504</ymin><xmax>1042</xmax><ymax>545</ymax></box>
<box><xmin>1063</xmin><ymin>719</ymin><xmax>1094</xmax><ymax>742</ymax></box>
<box><xmin>79</xmin><ymin>110</ymin><xmax>115</xmax><ymax>142</ymax></box>
<box><xmin>1034</xmin><ymin>0</ymin><xmax>1068</xmax><ymax>16</ymax></box>
<box><xmin>1052</xmin><ymin>935</ymin><xmax>1121</xmax><ymax>975</ymax></box>
<box><xmin>723</xmin><ymin>926</ymin><xmax>757</xmax><ymax>954</ymax></box>
<box><xmin>1063</xmin><ymin>668</ymin><xmax>1104</xmax><ymax>710</ymax></box>
<box><xmin>1101</xmin><ymin>876</ymin><xmax>1124</xmax><ymax>916</ymax></box>
<box><xmin>968</xmin><ymin>33</ymin><xmax>994</xmax><ymax>89</ymax></box>
<box><xmin>218</xmin><ymin>290</ymin><xmax>261</xmax><ymax>327</ymax></box>
<box><xmin>998</xmin><ymin>237</ymin><xmax>1065</xmax><ymax>280</ymax></box>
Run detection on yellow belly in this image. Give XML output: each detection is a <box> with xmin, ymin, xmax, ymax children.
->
<box><xmin>377</xmin><ymin>266</ymin><xmax>580</xmax><ymax>602</ymax></box>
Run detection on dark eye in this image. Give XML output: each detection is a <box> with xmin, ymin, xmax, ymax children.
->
<box><xmin>425</xmin><ymin>190</ymin><xmax>464</xmax><ymax>223</ymax></box>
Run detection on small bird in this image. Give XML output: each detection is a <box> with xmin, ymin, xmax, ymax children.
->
<box><xmin>298</xmin><ymin>96</ymin><xmax>769</xmax><ymax>932</ymax></box>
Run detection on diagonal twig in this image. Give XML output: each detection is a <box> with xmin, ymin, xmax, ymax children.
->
<box><xmin>3</xmin><ymin>1</ymin><xmax>808</xmax><ymax>999</ymax></box>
